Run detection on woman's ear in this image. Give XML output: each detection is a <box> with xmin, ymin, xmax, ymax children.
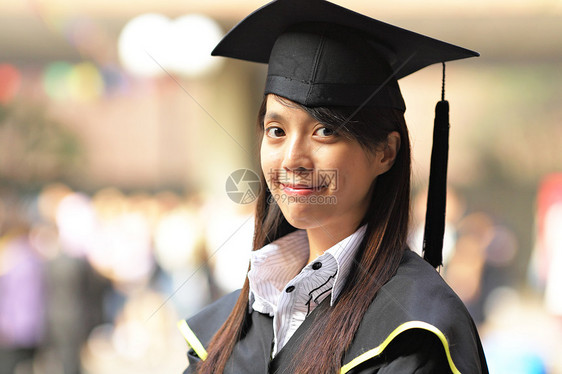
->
<box><xmin>380</xmin><ymin>131</ymin><xmax>401</xmax><ymax>172</ymax></box>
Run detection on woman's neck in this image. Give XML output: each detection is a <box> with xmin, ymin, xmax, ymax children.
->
<box><xmin>306</xmin><ymin>222</ymin><xmax>359</xmax><ymax>263</ymax></box>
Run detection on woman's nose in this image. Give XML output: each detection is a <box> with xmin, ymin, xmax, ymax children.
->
<box><xmin>281</xmin><ymin>135</ymin><xmax>313</xmax><ymax>171</ymax></box>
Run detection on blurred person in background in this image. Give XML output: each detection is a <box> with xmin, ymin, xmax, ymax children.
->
<box><xmin>532</xmin><ymin>174</ymin><xmax>562</xmax><ymax>318</ymax></box>
<box><xmin>444</xmin><ymin>212</ymin><xmax>518</xmax><ymax>325</ymax></box>
<box><xmin>0</xmin><ymin>218</ymin><xmax>45</xmax><ymax>374</ymax></box>
<box><xmin>178</xmin><ymin>0</ymin><xmax>487</xmax><ymax>373</ymax></box>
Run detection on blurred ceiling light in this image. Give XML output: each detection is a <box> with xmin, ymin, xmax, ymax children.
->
<box><xmin>0</xmin><ymin>64</ymin><xmax>21</xmax><ymax>104</ymax></box>
<box><xmin>168</xmin><ymin>14</ymin><xmax>224</xmax><ymax>77</ymax></box>
<box><xmin>118</xmin><ymin>13</ymin><xmax>223</xmax><ymax>78</ymax></box>
<box><xmin>68</xmin><ymin>61</ymin><xmax>105</xmax><ymax>102</ymax></box>
<box><xmin>118</xmin><ymin>13</ymin><xmax>170</xmax><ymax>77</ymax></box>
<box><xmin>43</xmin><ymin>61</ymin><xmax>73</xmax><ymax>101</ymax></box>
<box><xmin>101</xmin><ymin>65</ymin><xmax>131</xmax><ymax>96</ymax></box>
<box><xmin>43</xmin><ymin>61</ymin><xmax>105</xmax><ymax>102</ymax></box>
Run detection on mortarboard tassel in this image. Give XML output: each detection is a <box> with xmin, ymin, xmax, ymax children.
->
<box><xmin>423</xmin><ymin>63</ymin><xmax>449</xmax><ymax>268</ymax></box>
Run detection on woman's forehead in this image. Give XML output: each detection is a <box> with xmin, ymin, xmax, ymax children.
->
<box><xmin>264</xmin><ymin>95</ymin><xmax>316</xmax><ymax>123</ymax></box>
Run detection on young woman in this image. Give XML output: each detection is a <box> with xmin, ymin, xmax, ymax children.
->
<box><xmin>179</xmin><ymin>0</ymin><xmax>488</xmax><ymax>373</ymax></box>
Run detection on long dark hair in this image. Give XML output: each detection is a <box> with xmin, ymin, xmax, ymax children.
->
<box><xmin>197</xmin><ymin>94</ymin><xmax>412</xmax><ymax>374</ymax></box>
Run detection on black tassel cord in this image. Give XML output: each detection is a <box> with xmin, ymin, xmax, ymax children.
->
<box><xmin>423</xmin><ymin>62</ymin><xmax>449</xmax><ymax>268</ymax></box>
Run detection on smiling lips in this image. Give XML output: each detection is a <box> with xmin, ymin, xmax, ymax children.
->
<box><xmin>280</xmin><ymin>183</ymin><xmax>328</xmax><ymax>195</ymax></box>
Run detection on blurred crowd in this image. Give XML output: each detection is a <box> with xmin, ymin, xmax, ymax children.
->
<box><xmin>0</xmin><ymin>184</ymin><xmax>253</xmax><ymax>374</ymax></box>
<box><xmin>1</xmin><ymin>179</ymin><xmax>562</xmax><ymax>374</ymax></box>
<box><xmin>410</xmin><ymin>183</ymin><xmax>562</xmax><ymax>374</ymax></box>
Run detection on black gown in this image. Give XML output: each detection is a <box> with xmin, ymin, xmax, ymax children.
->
<box><xmin>179</xmin><ymin>250</ymin><xmax>488</xmax><ymax>373</ymax></box>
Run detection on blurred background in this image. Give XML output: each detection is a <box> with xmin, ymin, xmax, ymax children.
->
<box><xmin>0</xmin><ymin>0</ymin><xmax>561</xmax><ymax>373</ymax></box>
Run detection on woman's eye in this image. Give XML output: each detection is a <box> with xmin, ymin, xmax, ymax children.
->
<box><xmin>265</xmin><ymin>126</ymin><xmax>285</xmax><ymax>138</ymax></box>
<box><xmin>314</xmin><ymin>127</ymin><xmax>335</xmax><ymax>137</ymax></box>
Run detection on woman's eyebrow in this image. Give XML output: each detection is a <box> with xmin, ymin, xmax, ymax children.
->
<box><xmin>264</xmin><ymin>112</ymin><xmax>285</xmax><ymax>122</ymax></box>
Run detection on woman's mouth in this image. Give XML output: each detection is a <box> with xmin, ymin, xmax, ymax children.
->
<box><xmin>280</xmin><ymin>183</ymin><xmax>327</xmax><ymax>195</ymax></box>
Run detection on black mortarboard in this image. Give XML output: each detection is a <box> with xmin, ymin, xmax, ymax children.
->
<box><xmin>212</xmin><ymin>0</ymin><xmax>479</xmax><ymax>268</ymax></box>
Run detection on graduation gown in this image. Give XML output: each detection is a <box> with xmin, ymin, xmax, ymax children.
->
<box><xmin>179</xmin><ymin>250</ymin><xmax>488</xmax><ymax>373</ymax></box>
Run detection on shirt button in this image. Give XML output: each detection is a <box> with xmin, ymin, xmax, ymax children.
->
<box><xmin>312</xmin><ymin>262</ymin><xmax>322</xmax><ymax>270</ymax></box>
<box><xmin>285</xmin><ymin>285</ymin><xmax>295</xmax><ymax>293</ymax></box>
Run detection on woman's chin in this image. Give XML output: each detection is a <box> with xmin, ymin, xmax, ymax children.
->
<box><xmin>281</xmin><ymin>207</ymin><xmax>324</xmax><ymax>230</ymax></box>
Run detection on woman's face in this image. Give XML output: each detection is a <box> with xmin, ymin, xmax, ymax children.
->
<box><xmin>260</xmin><ymin>95</ymin><xmax>398</xmax><ymax>234</ymax></box>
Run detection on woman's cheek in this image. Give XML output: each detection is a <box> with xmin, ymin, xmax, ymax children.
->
<box><xmin>262</xmin><ymin>149</ymin><xmax>282</xmax><ymax>173</ymax></box>
<box><xmin>260</xmin><ymin>144</ymin><xmax>271</xmax><ymax>172</ymax></box>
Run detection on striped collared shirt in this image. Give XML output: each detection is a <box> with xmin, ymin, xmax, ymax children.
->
<box><xmin>248</xmin><ymin>225</ymin><xmax>366</xmax><ymax>356</ymax></box>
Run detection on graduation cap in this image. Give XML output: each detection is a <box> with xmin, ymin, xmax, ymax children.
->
<box><xmin>212</xmin><ymin>0</ymin><xmax>479</xmax><ymax>268</ymax></box>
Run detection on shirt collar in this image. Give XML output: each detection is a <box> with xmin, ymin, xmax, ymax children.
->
<box><xmin>248</xmin><ymin>225</ymin><xmax>366</xmax><ymax>310</ymax></box>
<box><xmin>324</xmin><ymin>224</ymin><xmax>366</xmax><ymax>304</ymax></box>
